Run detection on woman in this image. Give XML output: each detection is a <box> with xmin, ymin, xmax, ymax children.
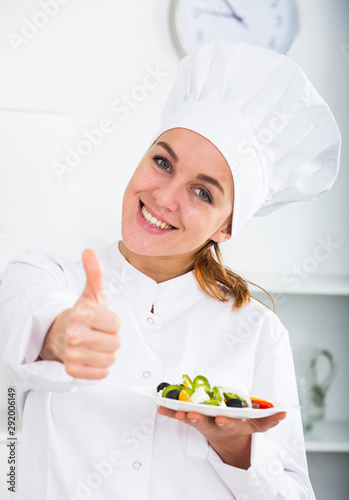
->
<box><xmin>0</xmin><ymin>42</ymin><xmax>340</xmax><ymax>499</ymax></box>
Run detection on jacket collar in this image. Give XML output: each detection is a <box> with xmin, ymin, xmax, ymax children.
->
<box><xmin>100</xmin><ymin>241</ymin><xmax>205</xmax><ymax>315</ymax></box>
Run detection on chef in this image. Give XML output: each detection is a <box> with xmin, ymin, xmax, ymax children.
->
<box><xmin>0</xmin><ymin>42</ymin><xmax>341</xmax><ymax>499</ymax></box>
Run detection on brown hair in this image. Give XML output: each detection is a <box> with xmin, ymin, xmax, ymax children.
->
<box><xmin>193</xmin><ymin>240</ymin><xmax>274</xmax><ymax>311</ymax></box>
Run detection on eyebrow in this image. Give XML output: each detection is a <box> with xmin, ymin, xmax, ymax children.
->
<box><xmin>155</xmin><ymin>141</ymin><xmax>225</xmax><ymax>195</ymax></box>
<box><xmin>197</xmin><ymin>174</ymin><xmax>224</xmax><ymax>195</ymax></box>
<box><xmin>156</xmin><ymin>141</ymin><xmax>179</xmax><ymax>163</ymax></box>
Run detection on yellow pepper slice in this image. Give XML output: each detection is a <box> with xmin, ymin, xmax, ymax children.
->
<box><xmin>179</xmin><ymin>390</ymin><xmax>192</xmax><ymax>402</ymax></box>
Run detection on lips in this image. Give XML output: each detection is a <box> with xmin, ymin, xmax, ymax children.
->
<box><xmin>140</xmin><ymin>201</ymin><xmax>177</xmax><ymax>230</ymax></box>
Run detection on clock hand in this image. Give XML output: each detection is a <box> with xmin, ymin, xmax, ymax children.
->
<box><xmin>194</xmin><ymin>7</ymin><xmax>249</xmax><ymax>28</ymax></box>
<box><xmin>195</xmin><ymin>8</ymin><xmax>238</xmax><ymax>19</ymax></box>
<box><xmin>221</xmin><ymin>0</ymin><xmax>249</xmax><ymax>28</ymax></box>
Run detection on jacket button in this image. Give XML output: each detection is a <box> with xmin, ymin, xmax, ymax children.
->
<box><xmin>142</xmin><ymin>371</ymin><xmax>151</xmax><ymax>378</ymax></box>
<box><xmin>132</xmin><ymin>461</ymin><xmax>142</xmax><ymax>470</ymax></box>
<box><xmin>146</xmin><ymin>317</ymin><xmax>155</xmax><ymax>325</ymax></box>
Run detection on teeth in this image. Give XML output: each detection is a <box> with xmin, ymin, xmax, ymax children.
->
<box><xmin>141</xmin><ymin>204</ymin><xmax>174</xmax><ymax>230</ymax></box>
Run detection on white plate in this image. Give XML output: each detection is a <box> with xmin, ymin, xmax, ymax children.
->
<box><xmin>129</xmin><ymin>386</ymin><xmax>300</xmax><ymax>419</ymax></box>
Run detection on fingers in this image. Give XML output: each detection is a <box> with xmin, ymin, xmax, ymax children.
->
<box><xmin>70</xmin><ymin>305</ymin><xmax>120</xmax><ymax>334</ymax></box>
<box><xmin>157</xmin><ymin>407</ymin><xmax>218</xmax><ymax>430</ymax></box>
<box><xmin>157</xmin><ymin>407</ymin><xmax>287</xmax><ymax>435</ymax></box>
<box><xmin>186</xmin><ymin>411</ymin><xmax>213</xmax><ymax>428</ymax></box>
<box><xmin>82</xmin><ymin>249</ymin><xmax>104</xmax><ymax>303</ymax></box>
<box><xmin>157</xmin><ymin>407</ymin><xmax>179</xmax><ymax>419</ymax></box>
<box><xmin>64</xmin><ymin>328</ymin><xmax>120</xmax><ymax>379</ymax></box>
<box><xmin>67</xmin><ymin>325</ymin><xmax>120</xmax><ymax>352</ymax></box>
<box><xmin>214</xmin><ymin>412</ymin><xmax>287</xmax><ymax>435</ymax></box>
<box><xmin>59</xmin><ymin>249</ymin><xmax>122</xmax><ymax>381</ymax></box>
<box><xmin>64</xmin><ymin>329</ymin><xmax>120</xmax><ymax>379</ymax></box>
<box><xmin>65</xmin><ymin>362</ymin><xmax>110</xmax><ymax>380</ymax></box>
<box><xmin>259</xmin><ymin>411</ymin><xmax>287</xmax><ymax>428</ymax></box>
<box><xmin>65</xmin><ymin>344</ymin><xmax>117</xmax><ymax>368</ymax></box>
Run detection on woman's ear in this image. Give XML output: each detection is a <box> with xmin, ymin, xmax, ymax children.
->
<box><xmin>210</xmin><ymin>217</ymin><xmax>232</xmax><ymax>243</ymax></box>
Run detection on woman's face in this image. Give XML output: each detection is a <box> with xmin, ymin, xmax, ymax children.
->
<box><xmin>121</xmin><ymin>128</ymin><xmax>234</xmax><ymax>257</ymax></box>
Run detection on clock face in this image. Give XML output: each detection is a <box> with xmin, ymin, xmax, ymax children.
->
<box><xmin>170</xmin><ymin>0</ymin><xmax>298</xmax><ymax>56</ymax></box>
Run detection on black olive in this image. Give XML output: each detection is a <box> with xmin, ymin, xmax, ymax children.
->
<box><xmin>165</xmin><ymin>389</ymin><xmax>181</xmax><ymax>400</ymax></box>
<box><xmin>156</xmin><ymin>382</ymin><xmax>170</xmax><ymax>393</ymax></box>
<box><xmin>226</xmin><ymin>398</ymin><xmax>243</xmax><ymax>408</ymax></box>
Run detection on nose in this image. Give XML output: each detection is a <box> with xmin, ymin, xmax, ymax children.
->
<box><xmin>152</xmin><ymin>181</ymin><xmax>180</xmax><ymax>212</ymax></box>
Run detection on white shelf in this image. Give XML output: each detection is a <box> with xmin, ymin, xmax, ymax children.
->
<box><xmin>249</xmin><ymin>275</ymin><xmax>349</xmax><ymax>296</ymax></box>
<box><xmin>305</xmin><ymin>421</ymin><xmax>349</xmax><ymax>452</ymax></box>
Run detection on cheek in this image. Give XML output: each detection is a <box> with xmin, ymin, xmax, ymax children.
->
<box><xmin>122</xmin><ymin>179</ymin><xmax>133</xmax><ymax>210</ymax></box>
<box><xmin>183</xmin><ymin>206</ymin><xmax>216</xmax><ymax>231</ymax></box>
<box><xmin>141</xmin><ymin>171</ymin><xmax>156</xmax><ymax>188</ymax></box>
<box><xmin>128</xmin><ymin>166</ymin><xmax>157</xmax><ymax>192</ymax></box>
<box><xmin>184</xmin><ymin>205</ymin><xmax>231</xmax><ymax>235</ymax></box>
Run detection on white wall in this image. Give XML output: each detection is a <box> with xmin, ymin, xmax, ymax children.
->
<box><xmin>221</xmin><ymin>0</ymin><xmax>349</xmax><ymax>281</ymax></box>
<box><xmin>0</xmin><ymin>0</ymin><xmax>179</xmax><ymax>269</ymax></box>
<box><xmin>0</xmin><ymin>1</ymin><xmax>348</xmax><ymax>498</ymax></box>
<box><xmin>0</xmin><ymin>0</ymin><xmax>348</xmax><ymax>278</ymax></box>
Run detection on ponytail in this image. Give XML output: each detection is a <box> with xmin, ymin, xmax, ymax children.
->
<box><xmin>193</xmin><ymin>240</ymin><xmax>274</xmax><ymax>311</ymax></box>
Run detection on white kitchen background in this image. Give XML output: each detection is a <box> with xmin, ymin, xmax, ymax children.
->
<box><xmin>0</xmin><ymin>0</ymin><xmax>348</xmax><ymax>499</ymax></box>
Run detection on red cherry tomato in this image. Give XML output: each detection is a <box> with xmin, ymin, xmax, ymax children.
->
<box><xmin>250</xmin><ymin>397</ymin><xmax>274</xmax><ymax>409</ymax></box>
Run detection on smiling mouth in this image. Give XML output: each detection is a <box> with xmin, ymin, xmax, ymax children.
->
<box><xmin>140</xmin><ymin>202</ymin><xmax>177</xmax><ymax>230</ymax></box>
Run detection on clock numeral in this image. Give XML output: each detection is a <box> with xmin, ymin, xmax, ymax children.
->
<box><xmin>195</xmin><ymin>31</ymin><xmax>205</xmax><ymax>43</ymax></box>
<box><xmin>268</xmin><ymin>36</ymin><xmax>277</xmax><ymax>49</ymax></box>
<box><xmin>274</xmin><ymin>15</ymin><xmax>283</xmax><ymax>28</ymax></box>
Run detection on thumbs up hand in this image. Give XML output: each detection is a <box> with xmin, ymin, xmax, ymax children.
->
<box><xmin>80</xmin><ymin>248</ymin><xmax>105</xmax><ymax>304</ymax></box>
<box><xmin>40</xmin><ymin>249</ymin><xmax>121</xmax><ymax>380</ymax></box>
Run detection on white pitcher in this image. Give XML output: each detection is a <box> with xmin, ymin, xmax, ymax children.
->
<box><xmin>293</xmin><ymin>345</ymin><xmax>336</xmax><ymax>431</ymax></box>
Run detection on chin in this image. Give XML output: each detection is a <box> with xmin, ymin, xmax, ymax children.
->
<box><xmin>120</xmin><ymin>228</ymin><xmax>157</xmax><ymax>256</ymax></box>
<box><xmin>120</xmin><ymin>232</ymin><xmax>172</xmax><ymax>257</ymax></box>
<box><xmin>121</xmin><ymin>238</ymin><xmax>149</xmax><ymax>256</ymax></box>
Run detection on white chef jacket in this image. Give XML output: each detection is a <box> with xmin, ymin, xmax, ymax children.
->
<box><xmin>0</xmin><ymin>241</ymin><xmax>315</xmax><ymax>500</ymax></box>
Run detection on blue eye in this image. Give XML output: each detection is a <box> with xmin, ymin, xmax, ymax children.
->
<box><xmin>194</xmin><ymin>188</ymin><xmax>212</xmax><ymax>203</ymax></box>
<box><xmin>151</xmin><ymin>154</ymin><xmax>213</xmax><ymax>204</ymax></box>
<box><xmin>152</xmin><ymin>155</ymin><xmax>170</xmax><ymax>171</ymax></box>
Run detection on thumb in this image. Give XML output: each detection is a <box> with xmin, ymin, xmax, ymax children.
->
<box><xmin>81</xmin><ymin>249</ymin><xmax>104</xmax><ymax>304</ymax></box>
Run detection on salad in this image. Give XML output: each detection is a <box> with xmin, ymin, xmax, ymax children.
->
<box><xmin>157</xmin><ymin>374</ymin><xmax>274</xmax><ymax>409</ymax></box>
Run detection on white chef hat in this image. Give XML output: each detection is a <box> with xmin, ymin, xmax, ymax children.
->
<box><xmin>151</xmin><ymin>41</ymin><xmax>341</xmax><ymax>237</ymax></box>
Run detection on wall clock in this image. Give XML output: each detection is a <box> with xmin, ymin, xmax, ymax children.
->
<box><xmin>170</xmin><ymin>0</ymin><xmax>299</xmax><ymax>56</ymax></box>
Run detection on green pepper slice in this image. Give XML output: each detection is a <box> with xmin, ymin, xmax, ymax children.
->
<box><xmin>212</xmin><ymin>386</ymin><xmax>222</xmax><ymax>403</ymax></box>
<box><xmin>192</xmin><ymin>375</ymin><xmax>211</xmax><ymax>391</ymax></box>
<box><xmin>201</xmin><ymin>399</ymin><xmax>220</xmax><ymax>405</ymax></box>
<box><xmin>162</xmin><ymin>385</ymin><xmax>193</xmax><ymax>398</ymax></box>
<box><xmin>182</xmin><ymin>374</ymin><xmax>193</xmax><ymax>390</ymax></box>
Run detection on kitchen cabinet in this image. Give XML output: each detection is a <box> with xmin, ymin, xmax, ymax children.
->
<box><xmin>305</xmin><ymin>421</ymin><xmax>349</xmax><ymax>453</ymax></box>
<box><xmin>253</xmin><ymin>287</ymin><xmax>349</xmax><ymax>454</ymax></box>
